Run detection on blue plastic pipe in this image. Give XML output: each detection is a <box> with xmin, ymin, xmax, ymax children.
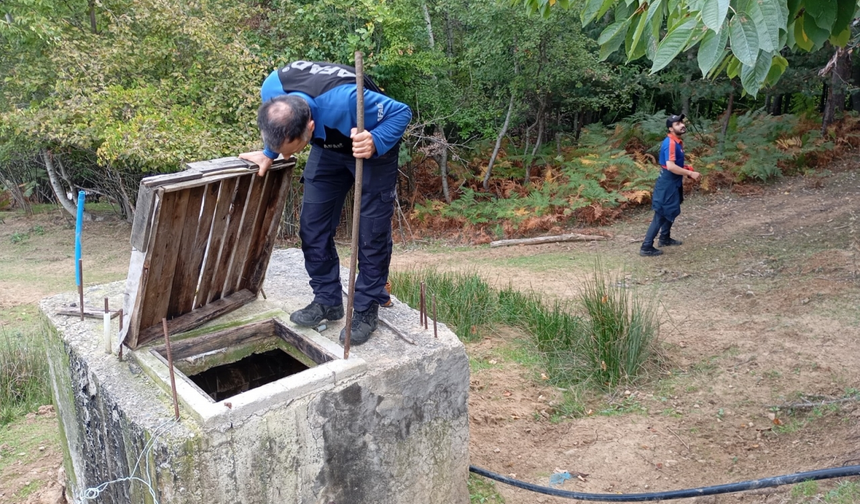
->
<box><xmin>75</xmin><ymin>190</ymin><xmax>85</xmax><ymax>286</ymax></box>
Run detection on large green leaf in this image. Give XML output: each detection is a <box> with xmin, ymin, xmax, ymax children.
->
<box><xmin>806</xmin><ymin>0</ymin><xmax>838</xmax><ymax>31</ymax></box>
<box><xmin>749</xmin><ymin>0</ymin><xmax>781</xmax><ymax>53</ymax></box>
<box><xmin>802</xmin><ymin>11</ymin><xmax>832</xmax><ymax>48</ymax></box>
<box><xmin>765</xmin><ymin>53</ymin><xmax>789</xmax><ymax>86</ymax></box>
<box><xmin>697</xmin><ymin>23</ymin><xmax>729</xmax><ymax>77</ymax></box>
<box><xmin>650</xmin><ymin>18</ymin><xmax>696</xmax><ymax>72</ymax></box>
<box><xmin>726</xmin><ymin>54</ymin><xmax>741</xmax><ymax>78</ymax></box>
<box><xmin>598</xmin><ymin>19</ymin><xmax>630</xmax><ymax>60</ymax></box>
<box><xmin>729</xmin><ymin>14</ymin><xmax>759</xmax><ymax>67</ymax></box>
<box><xmin>829</xmin><ymin>27</ymin><xmax>851</xmax><ymax>46</ymax></box>
<box><xmin>700</xmin><ymin>0</ymin><xmax>729</xmax><ymax>32</ymax></box>
<box><xmin>740</xmin><ymin>50</ymin><xmax>771</xmax><ymax>96</ymax></box>
<box><xmin>581</xmin><ymin>0</ymin><xmax>616</xmax><ymax>26</ymax></box>
<box><xmin>832</xmin><ymin>0</ymin><xmax>858</xmax><ymax>36</ymax></box>
<box><xmin>793</xmin><ymin>17</ymin><xmax>814</xmax><ymax>50</ymax></box>
<box><xmin>629</xmin><ymin>0</ymin><xmax>663</xmax><ymax>59</ymax></box>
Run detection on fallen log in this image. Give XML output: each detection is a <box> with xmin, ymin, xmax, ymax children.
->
<box><xmin>489</xmin><ymin>233</ymin><xmax>608</xmax><ymax>248</ymax></box>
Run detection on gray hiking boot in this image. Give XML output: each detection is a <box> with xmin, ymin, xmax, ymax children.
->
<box><xmin>339</xmin><ymin>303</ymin><xmax>379</xmax><ymax>346</ymax></box>
<box><xmin>290</xmin><ymin>301</ymin><xmax>344</xmax><ymax>327</ymax></box>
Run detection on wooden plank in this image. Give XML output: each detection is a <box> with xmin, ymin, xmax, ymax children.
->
<box><xmin>136</xmin><ymin>289</ymin><xmax>257</xmax><ymax>346</ymax></box>
<box><xmin>137</xmin><ymin>189</ymin><xmax>192</xmax><ymax>333</ymax></box>
<box><xmin>130</xmin><ymin>184</ymin><xmax>156</xmax><ymax>251</ymax></box>
<box><xmin>124</xmin><ymin>188</ymin><xmax>166</xmax><ymax>349</ymax></box>
<box><xmin>222</xmin><ymin>173</ymin><xmax>268</xmax><ymax>297</ymax></box>
<box><xmin>142</xmin><ymin>171</ymin><xmax>202</xmax><ymax>188</ymax></box>
<box><xmin>158</xmin><ymin>158</ymin><xmax>296</xmax><ymax>193</ymax></box>
<box><xmin>186</xmin><ymin>157</ymin><xmax>253</xmax><ymax>173</ymax></box>
<box><xmin>273</xmin><ymin>320</ymin><xmax>334</xmax><ymax>364</ymax></box>
<box><xmin>244</xmin><ymin>168</ymin><xmax>293</xmax><ymax>292</ymax></box>
<box><xmin>194</xmin><ymin>177</ymin><xmax>238</xmax><ymax>309</ymax></box>
<box><xmin>205</xmin><ymin>174</ymin><xmax>254</xmax><ymax>304</ymax></box>
<box><xmin>150</xmin><ymin>319</ymin><xmax>273</xmax><ymax>360</ymax></box>
<box><xmin>166</xmin><ymin>185</ymin><xmax>206</xmax><ymax>319</ymax></box>
<box><xmin>172</xmin><ymin>182</ymin><xmax>220</xmax><ymax>315</ymax></box>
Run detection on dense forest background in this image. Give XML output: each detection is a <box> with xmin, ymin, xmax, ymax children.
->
<box><xmin>2</xmin><ymin>0</ymin><xmax>859</xmax><ymax>241</ymax></box>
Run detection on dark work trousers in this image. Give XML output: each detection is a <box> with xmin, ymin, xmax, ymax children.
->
<box><xmin>642</xmin><ymin>212</ymin><xmax>674</xmax><ymax>248</ymax></box>
<box><xmin>299</xmin><ymin>144</ymin><xmax>399</xmax><ymax>312</ymax></box>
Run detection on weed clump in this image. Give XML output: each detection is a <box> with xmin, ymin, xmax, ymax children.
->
<box><xmin>0</xmin><ymin>328</ymin><xmax>52</xmax><ymax>425</ymax></box>
<box><xmin>389</xmin><ymin>264</ymin><xmax>660</xmax><ymax>390</ymax></box>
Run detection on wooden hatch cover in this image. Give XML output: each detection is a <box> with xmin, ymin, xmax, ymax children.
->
<box><xmin>121</xmin><ymin>156</ymin><xmax>296</xmax><ymax>349</ymax></box>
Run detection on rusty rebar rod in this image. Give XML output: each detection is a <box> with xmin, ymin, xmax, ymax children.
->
<box><xmin>432</xmin><ymin>295</ymin><xmax>438</xmax><ymax>338</ymax></box>
<box><xmin>378</xmin><ymin>316</ymin><xmax>416</xmax><ymax>345</ymax></box>
<box><xmin>162</xmin><ymin>318</ymin><xmax>180</xmax><ymax>421</ymax></box>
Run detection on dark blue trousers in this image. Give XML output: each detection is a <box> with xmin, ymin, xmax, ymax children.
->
<box><xmin>642</xmin><ymin>212</ymin><xmax>674</xmax><ymax>248</ymax></box>
<box><xmin>299</xmin><ymin>144</ymin><xmax>398</xmax><ymax>312</ymax></box>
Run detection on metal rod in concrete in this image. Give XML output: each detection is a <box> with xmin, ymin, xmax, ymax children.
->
<box><xmin>433</xmin><ymin>295</ymin><xmax>438</xmax><ymax>338</ymax></box>
<box><xmin>103</xmin><ymin>298</ymin><xmax>111</xmax><ymax>354</ymax></box>
<box><xmin>420</xmin><ymin>282</ymin><xmax>426</xmax><ymax>329</ymax></box>
<box><xmin>78</xmin><ymin>259</ymin><xmax>84</xmax><ymax>321</ymax></box>
<box><xmin>118</xmin><ymin>309</ymin><xmax>124</xmax><ymax>361</ymax></box>
<box><xmin>343</xmin><ymin>50</ymin><xmax>366</xmax><ymax>360</ymax></box>
<box><xmin>162</xmin><ymin>318</ymin><xmax>180</xmax><ymax>421</ymax></box>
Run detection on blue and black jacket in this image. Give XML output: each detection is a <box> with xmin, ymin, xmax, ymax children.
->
<box><xmin>260</xmin><ymin>61</ymin><xmax>412</xmax><ymax>159</ymax></box>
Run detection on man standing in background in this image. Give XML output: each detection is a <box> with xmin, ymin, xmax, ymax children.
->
<box><xmin>640</xmin><ymin>113</ymin><xmax>701</xmax><ymax>257</ymax></box>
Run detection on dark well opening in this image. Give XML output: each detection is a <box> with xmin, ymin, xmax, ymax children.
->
<box><xmin>189</xmin><ymin>349</ymin><xmax>309</xmax><ymax>401</ymax></box>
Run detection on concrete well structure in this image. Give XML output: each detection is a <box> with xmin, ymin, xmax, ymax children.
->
<box><xmin>40</xmin><ymin>158</ymin><xmax>470</xmax><ymax>504</ymax></box>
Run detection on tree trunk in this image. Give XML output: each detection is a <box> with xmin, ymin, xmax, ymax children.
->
<box><xmin>88</xmin><ymin>0</ymin><xmax>97</xmax><ymax>33</ymax></box>
<box><xmin>719</xmin><ymin>89</ymin><xmax>734</xmax><ymax>155</ymax></box>
<box><xmin>42</xmin><ymin>150</ymin><xmax>92</xmax><ymax>221</ymax></box>
<box><xmin>422</xmin><ymin>2</ymin><xmax>435</xmax><ymax>49</ymax></box>
<box><xmin>526</xmin><ymin>114</ymin><xmax>544</xmax><ymax>185</ymax></box>
<box><xmin>681</xmin><ymin>53</ymin><xmax>693</xmax><ymax>117</ymax></box>
<box><xmin>851</xmin><ymin>54</ymin><xmax>860</xmax><ymax>112</ymax></box>
<box><xmin>822</xmin><ymin>47</ymin><xmax>850</xmax><ymax>134</ymax></box>
<box><xmin>483</xmin><ymin>92</ymin><xmax>515</xmax><ymax>192</ymax></box>
<box><xmin>771</xmin><ymin>94</ymin><xmax>783</xmax><ymax>116</ymax></box>
<box><xmin>433</xmin><ymin>127</ymin><xmax>451</xmax><ymax>203</ymax></box>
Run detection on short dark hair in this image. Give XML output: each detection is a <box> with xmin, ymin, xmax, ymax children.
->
<box><xmin>257</xmin><ymin>95</ymin><xmax>311</xmax><ymax>152</ymax></box>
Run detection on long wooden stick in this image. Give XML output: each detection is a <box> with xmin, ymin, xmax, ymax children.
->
<box><xmin>343</xmin><ymin>51</ymin><xmax>365</xmax><ymax>360</ymax></box>
<box><xmin>489</xmin><ymin>233</ymin><xmax>607</xmax><ymax>248</ymax></box>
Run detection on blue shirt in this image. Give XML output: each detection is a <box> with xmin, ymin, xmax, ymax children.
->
<box><xmin>259</xmin><ymin>61</ymin><xmax>412</xmax><ymax>160</ymax></box>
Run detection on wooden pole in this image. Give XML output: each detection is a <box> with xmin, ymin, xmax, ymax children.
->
<box><xmin>343</xmin><ymin>51</ymin><xmax>365</xmax><ymax>360</ymax></box>
<box><xmin>162</xmin><ymin>318</ymin><xmax>180</xmax><ymax>421</ymax></box>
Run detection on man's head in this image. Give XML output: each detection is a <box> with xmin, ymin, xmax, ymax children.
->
<box><xmin>666</xmin><ymin>113</ymin><xmax>686</xmax><ymax>136</ymax></box>
<box><xmin>257</xmin><ymin>95</ymin><xmax>315</xmax><ymax>157</ymax></box>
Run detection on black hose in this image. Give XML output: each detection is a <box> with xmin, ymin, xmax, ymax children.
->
<box><xmin>469</xmin><ymin>464</ymin><xmax>860</xmax><ymax>502</ymax></box>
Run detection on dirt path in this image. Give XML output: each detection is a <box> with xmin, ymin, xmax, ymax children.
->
<box><xmin>392</xmin><ymin>168</ymin><xmax>860</xmax><ymax>503</ymax></box>
<box><xmin>1</xmin><ymin>166</ymin><xmax>858</xmax><ymax>503</ymax></box>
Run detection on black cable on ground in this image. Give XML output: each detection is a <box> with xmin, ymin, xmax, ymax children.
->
<box><xmin>469</xmin><ymin>464</ymin><xmax>860</xmax><ymax>502</ymax></box>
